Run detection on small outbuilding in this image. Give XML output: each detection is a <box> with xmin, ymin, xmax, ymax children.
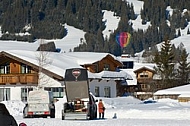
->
<box><xmin>154</xmin><ymin>84</ymin><xmax>190</xmax><ymax>100</ymax></box>
<box><xmin>178</xmin><ymin>94</ymin><xmax>190</xmax><ymax>102</ymax></box>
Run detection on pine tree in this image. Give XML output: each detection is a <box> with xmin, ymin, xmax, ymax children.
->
<box><xmin>95</xmin><ymin>29</ymin><xmax>104</xmax><ymax>52</ymax></box>
<box><xmin>153</xmin><ymin>39</ymin><xmax>175</xmax><ymax>88</ymax></box>
<box><xmin>177</xmin><ymin>29</ymin><xmax>181</xmax><ymax>37</ymax></box>
<box><xmin>177</xmin><ymin>48</ymin><xmax>190</xmax><ymax>85</ymax></box>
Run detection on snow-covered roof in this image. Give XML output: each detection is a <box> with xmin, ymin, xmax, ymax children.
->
<box><xmin>4</xmin><ymin>50</ymin><xmax>130</xmax><ymax>80</ymax></box>
<box><xmin>63</xmin><ymin>52</ymin><xmax>121</xmax><ymax>65</ymax></box>
<box><xmin>178</xmin><ymin>94</ymin><xmax>190</xmax><ymax>98</ymax></box>
<box><xmin>101</xmin><ymin>70</ymin><xmax>132</xmax><ymax>80</ymax></box>
<box><xmin>121</xmin><ymin>69</ymin><xmax>137</xmax><ymax>85</ymax></box>
<box><xmin>154</xmin><ymin>84</ymin><xmax>190</xmax><ymax>95</ymax></box>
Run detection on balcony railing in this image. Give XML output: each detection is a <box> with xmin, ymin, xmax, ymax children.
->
<box><xmin>137</xmin><ymin>78</ymin><xmax>153</xmax><ymax>84</ymax></box>
<box><xmin>0</xmin><ymin>73</ymin><xmax>38</xmax><ymax>85</ymax></box>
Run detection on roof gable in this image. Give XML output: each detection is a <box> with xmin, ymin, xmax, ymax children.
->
<box><xmin>134</xmin><ymin>66</ymin><xmax>155</xmax><ymax>73</ymax></box>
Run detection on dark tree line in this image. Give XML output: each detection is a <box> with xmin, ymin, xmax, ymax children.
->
<box><xmin>0</xmin><ymin>0</ymin><xmax>190</xmax><ymax>56</ymax></box>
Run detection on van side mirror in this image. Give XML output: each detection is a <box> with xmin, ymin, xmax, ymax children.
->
<box><xmin>95</xmin><ymin>99</ymin><xmax>98</xmax><ymax>102</ymax></box>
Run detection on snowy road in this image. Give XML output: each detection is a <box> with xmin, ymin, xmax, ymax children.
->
<box><xmin>15</xmin><ymin>117</ymin><xmax>190</xmax><ymax>126</ymax></box>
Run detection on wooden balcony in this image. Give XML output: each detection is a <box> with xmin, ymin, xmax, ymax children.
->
<box><xmin>137</xmin><ymin>78</ymin><xmax>153</xmax><ymax>84</ymax></box>
<box><xmin>0</xmin><ymin>73</ymin><xmax>38</xmax><ymax>85</ymax></box>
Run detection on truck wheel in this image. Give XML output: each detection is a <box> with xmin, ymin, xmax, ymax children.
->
<box><xmin>89</xmin><ymin>110</ymin><xmax>94</xmax><ymax>120</ymax></box>
<box><xmin>50</xmin><ymin>109</ymin><xmax>55</xmax><ymax>118</ymax></box>
<box><xmin>90</xmin><ymin>107</ymin><xmax>96</xmax><ymax>120</ymax></box>
<box><xmin>94</xmin><ymin>111</ymin><xmax>97</xmax><ymax>119</ymax></box>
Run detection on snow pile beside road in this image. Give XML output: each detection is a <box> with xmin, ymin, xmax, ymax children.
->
<box><xmin>1</xmin><ymin>100</ymin><xmax>25</xmax><ymax>116</ymax></box>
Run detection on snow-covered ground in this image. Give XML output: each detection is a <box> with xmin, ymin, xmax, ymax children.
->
<box><xmin>2</xmin><ymin>96</ymin><xmax>190</xmax><ymax>126</ymax></box>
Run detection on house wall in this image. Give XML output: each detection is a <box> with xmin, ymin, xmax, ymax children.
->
<box><xmin>0</xmin><ymin>74</ymin><xmax>64</xmax><ymax>101</ymax></box>
<box><xmin>89</xmin><ymin>80</ymin><xmax>116</xmax><ymax>98</ymax></box>
<box><xmin>11</xmin><ymin>87</ymin><xmax>21</xmax><ymax>100</ymax></box>
<box><xmin>153</xmin><ymin>94</ymin><xmax>179</xmax><ymax>100</ymax></box>
<box><xmin>178</xmin><ymin>97</ymin><xmax>190</xmax><ymax>102</ymax></box>
<box><xmin>0</xmin><ymin>87</ymin><xmax>22</xmax><ymax>101</ymax></box>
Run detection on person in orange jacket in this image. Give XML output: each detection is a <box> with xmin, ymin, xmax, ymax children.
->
<box><xmin>98</xmin><ymin>99</ymin><xmax>105</xmax><ymax>119</ymax></box>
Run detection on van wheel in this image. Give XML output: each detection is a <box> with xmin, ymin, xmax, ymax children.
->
<box><xmin>62</xmin><ymin>115</ymin><xmax>65</xmax><ymax>120</ymax></box>
<box><xmin>23</xmin><ymin>106</ymin><xmax>28</xmax><ymax>118</ymax></box>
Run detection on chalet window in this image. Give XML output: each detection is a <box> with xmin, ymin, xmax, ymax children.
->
<box><xmin>141</xmin><ymin>84</ymin><xmax>148</xmax><ymax>89</ymax></box>
<box><xmin>104</xmin><ymin>64</ymin><xmax>110</xmax><ymax>71</ymax></box>
<box><xmin>104</xmin><ymin>86</ymin><xmax>111</xmax><ymax>98</ymax></box>
<box><xmin>44</xmin><ymin>87</ymin><xmax>51</xmax><ymax>91</ymax></box>
<box><xmin>139</xmin><ymin>72</ymin><xmax>148</xmax><ymax>78</ymax></box>
<box><xmin>21</xmin><ymin>64</ymin><xmax>31</xmax><ymax>73</ymax></box>
<box><xmin>44</xmin><ymin>87</ymin><xmax>63</xmax><ymax>98</ymax></box>
<box><xmin>21</xmin><ymin>87</ymin><xmax>33</xmax><ymax>102</ymax></box>
<box><xmin>95</xmin><ymin>86</ymin><xmax>100</xmax><ymax>97</ymax></box>
<box><xmin>120</xmin><ymin>61</ymin><xmax>134</xmax><ymax>69</ymax></box>
<box><xmin>0</xmin><ymin>63</ymin><xmax>10</xmax><ymax>74</ymax></box>
<box><xmin>0</xmin><ymin>88</ymin><xmax>10</xmax><ymax>101</ymax></box>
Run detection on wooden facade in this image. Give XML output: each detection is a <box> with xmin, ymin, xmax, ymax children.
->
<box><xmin>154</xmin><ymin>94</ymin><xmax>179</xmax><ymax>100</ymax></box>
<box><xmin>0</xmin><ymin>53</ymin><xmax>39</xmax><ymax>85</ymax></box>
<box><xmin>178</xmin><ymin>96</ymin><xmax>190</xmax><ymax>102</ymax></box>
<box><xmin>0</xmin><ymin>73</ymin><xmax>38</xmax><ymax>85</ymax></box>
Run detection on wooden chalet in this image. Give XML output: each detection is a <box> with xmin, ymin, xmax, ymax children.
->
<box><xmin>0</xmin><ymin>51</ymin><xmax>64</xmax><ymax>101</ymax></box>
<box><xmin>81</xmin><ymin>54</ymin><xmax>132</xmax><ymax>97</ymax></box>
<box><xmin>134</xmin><ymin>66</ymin><xmax>156</xmax><ymax>100</ymax></box>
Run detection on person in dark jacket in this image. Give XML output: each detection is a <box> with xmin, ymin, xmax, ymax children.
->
<box><xmin>0</xmin><ymin>103</ymin><xmax>18</xmax><ymax>126</ymax></box>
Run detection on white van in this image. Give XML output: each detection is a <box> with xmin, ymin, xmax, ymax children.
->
<box><xmin>23</xmin><ymin>89</ymin><xmax>55</xmax><ymax>118</ymax></box>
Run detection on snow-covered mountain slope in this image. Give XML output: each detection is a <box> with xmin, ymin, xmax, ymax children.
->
<box><xmin>0</xmin><ymin>0</ymin><xmax>190</xmax><ymax>59</ymax></box>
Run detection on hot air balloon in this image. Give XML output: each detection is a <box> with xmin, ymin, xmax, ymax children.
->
<box><xmin>116</xmin><ymin>32</ymin><xmax>131</xmax><ymax>48</ymax></box>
